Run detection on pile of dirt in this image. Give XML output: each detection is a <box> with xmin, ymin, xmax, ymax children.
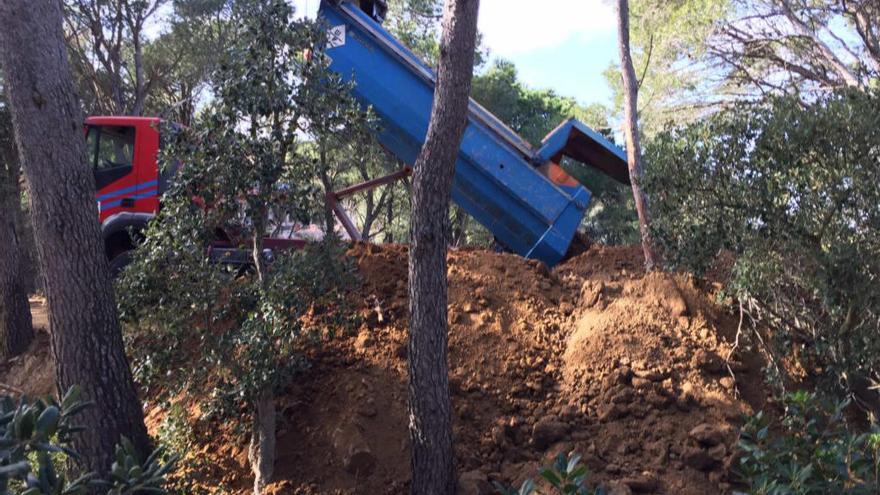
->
<box><xmin>2</xmin><ymin>244</ymin><xmax>772</xmax><ymax>494</ymax></box>
<box><xmin>260</xmin><ymin>243</ymin><xmax>770</xmax><ymax>495</ymax></box>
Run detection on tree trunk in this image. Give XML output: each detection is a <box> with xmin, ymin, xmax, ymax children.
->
<box><xmin>319</xmin><ymin>147</ymin><xmax>338</xmax><ymax>238</ymax></box>
<box><xmin>384</xmin><ymin>184</ymin><xmax>395</xmax><ymax>243</ymax></box>
<box><xmin>407</xmin><ymin>0</ymin><xmax>479</xmax><ymax>493</ymax></box>
<box><xmin>248</xmin><ymin>220</ymin><xmax>275</xmax><ymax>495</ymax></box>
<box><xmin>616</xmin><ymin>0</ymin><xmax>658</xmax><ymax>268</ymax></box>
<box><xmin>0</xmin><ymin>134</ymin><xmax>34</xmax><ymax>359</ymax></box>
<box><xmin>248</xmin><ymin>390</ymin><xmax>276</xmax><ymax>495</ymax></box>
<box><xmin>0</xmin><ymin>0</ymin><xmax>150</xmax><ymax>475</ymax></box>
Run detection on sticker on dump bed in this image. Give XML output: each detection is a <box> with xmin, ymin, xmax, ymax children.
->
<box><xmin>328</xmin><ymin>25</ymin><xmax>345</xmax><ymax>48</ymax></box>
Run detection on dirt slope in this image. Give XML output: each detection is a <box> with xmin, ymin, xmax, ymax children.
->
<box><xmin>0</xmin><ymin>299</ymin><xmax>54</xmax><ymax>397</ymax></box>
<box><xmin>3</xmin><ymin>244</ymin><xmax>770</xmax><ymax>494</ymax></box>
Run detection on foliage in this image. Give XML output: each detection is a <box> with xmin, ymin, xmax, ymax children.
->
<box><xmin>710</xmin><ymin>0</ymin><xmax>880</xmax><ymax>96</ymax></box>
<box><xmin>385</xmin><ymin>0</ymin><xmax>486</xmax><ymax>68</ymax></box>
<box><xmin>116</xmin><ymin>0</ymin><xmax>355</xmax><ymax>421</ymax></box>
<box><xmin>494</xmin><ymin>452</ymin><xmax>605</xmax><ymax>495</ymax></box>
<box><xmin>472</xmin><ymin>60</ymin><xmax>608</xmax><ymax>147</ymax></box>
<box><xmin>386</xmin><ymin>0</ymin><xmax>441</xmax><ymax>66</ymax></box>
<box><xmin>604</xmin><ymin>0</ymin><xmax>730</xmax><ymax>135</ymax></box>
<box><xmin>0</xmin><ymin>386</ymin><xmax>174</xmax><ymax>494</ymax></box>
<box><xmin>644</xmin><ymin>89</ymin><xmax>880</xmax><ymax>400</ymax></box>
<box><xmin>63</xmin><ymin>0</ymin><xmax>169</xmax><ymax>115</ymax></box>
<box><xmin>737</xmin><ymin>391</ymin><xmax>880</xmax><ymax>494</ymax></box>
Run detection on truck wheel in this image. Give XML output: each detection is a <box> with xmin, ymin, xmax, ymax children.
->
<box><xmin>108</xmin><ymin>250</ymin><xmax>133</xmax><ymax>278</ymax></box>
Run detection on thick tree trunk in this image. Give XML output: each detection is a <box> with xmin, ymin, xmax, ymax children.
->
<box><xmin>0</xmin><ymin>0</ymin><xmax>150</xmax><ymax>475</ymax></box>
<box><xmin>0</xmin><ymin>141</ymin><xmax>34</xmax><ymax>359</ymax></box>
<box><xmin>616</xmin><ymin>0</ymin><xmax>659</xmax><ymax>268</ymax></box>
<box><xmin>407</xmin><ymin>0</ymin><xmax>479</xmax><ymax>494</ymax></box>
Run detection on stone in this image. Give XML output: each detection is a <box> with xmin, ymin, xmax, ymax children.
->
<box><xmin>694</xmin><ymin>349</ymin><xmax>724</xmax><ymax>373</ymax></box>
<box><xmin>623</xmin><ymin>472</ymin><xmax>659</xmax><ymax>493</ymax></box>
<box><xmin>633</xmin><ymin>368</ymin><xmax>666</xmax><ymax>382</ymax></box>
<box><xmin>354</xmin><ymin>330</ymin><xmax>375</xmax><ymax>352</ymax></box>
<box><xmin>646</xmin><ymin>391</ymin><xmax>672</xmax><ymax>408</ymax></box>
<box><xmin>531</xmin><ymin>418</ymin><xmax>569</xmax><ymax>450</ymax></box>
<box><xmin>491</xmin><ymin>423</ymin><xmax>511</xmax><ymax>446</ymax></box>
<box><xmin>458</xmin><ymin>470</ymin><xmax>492</xmax><ymax>495</ymax></box>
<box><xmin>689</xmin><ymin>423</ymin><xmax>725</xmax><ymax>447</ymax></box>
<box><xmin>631</xmin><ymin>377</ymin><xmax>652</xmax><ymax>389</ymax></box>
<box><xmin>612</xmin><ymin>389</ymin><xmax>635</xmax><ymax>404</ymax></box>
<box><xmin>605</xmin><ymin>481</ymin><xmax>634</xmax><ymax>495</ymax></box>
<box><xmin>598</xmin><ymin>403</ymin><xmax>628</xmax><ymax>422</ymax></box>
<box><xmin>719</xmin><ymin>376</ymin><xmax>735</xmax><ymax>390</ymax></box>
<box><xmin>332</xmin><ymin>424</ymin><xmax>376</xmax><ymax>477</ymax></box>
<box><xmin>682</xmin><ymin>444</ymin><xmax>714</xmax><ymax>471</ymax></box>
<box><xmin>560</xmin><ymin>301</ymin><xmax>575</xmax><ymax>315</ymax></box>
<box><xmin>707</xmin><ymin>443</ymin><xmax>727</xmax><ymax>462</ymax></box>
<box><xmin>357</xmin><ymin>398</ymin><xmax>377</xmax><ymax>418</ymax></box>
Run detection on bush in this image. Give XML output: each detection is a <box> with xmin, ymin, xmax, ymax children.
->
<box><xmin>737</xmin><ymin>391</ymin><xmax>880</xmax><ymax>494</ymax></box>
<box><xmin>643</xmin><ymin>90</ymin><xmax>880</xmax><ymax>405</ymax></box>
<box><xmin>0</xmin><ymin>387</ymin><xmax>174</xmax><ymax>494</ymax></box>
<box><xmin>494</xmin><ymin>452</ymin><xmax>605</xmax><ymax>495</ymax></box>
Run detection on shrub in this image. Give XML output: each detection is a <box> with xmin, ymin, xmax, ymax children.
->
<box><xmin>737</xmin><ymin>391</ymin><xmax>880</xmax><ymax>494</ymax></box>
<box><xmin>494</xmin><ymin>452</ymin><xmax>605</xmax><ymax>495</ymax></box>
<box><xmin>643</xmin><ymin>89</ymin><xmax>880</xmax><ymax>405</ymax></box>
<box><xmin>0</xmin><ymin>386</ymin><xmax>174</xmax><ymax>494</ymax></box>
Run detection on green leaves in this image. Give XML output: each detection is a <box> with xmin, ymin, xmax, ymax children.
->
<box><xmin>644</xmin><ymin>89</ymin><xmax>880</xmax><ymax>400</ymax></box>
<box><xmin>737</xmin><ymin>393</ymin><xmax>880</xmax><ymax>494</ymax></box>
<box><xmin>116</xmin><ymin>0</ymin><xmax>357</xmax><ymax>431</ymax></box>
<box><xmin>0</xmin><ymin>387</ymin><xmax>175</xmax><ymax>495</ymax></box>
<box><xmin>494</xmin><ymin>452</ymin><xmax>604</xmax><ymax>495</ymax></box>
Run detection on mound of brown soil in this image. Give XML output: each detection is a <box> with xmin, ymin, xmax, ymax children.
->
<box><xmin>4</xmin><ymin>244</ymin><xmax>771</xmax><ymax>494</ymax></box>
<box><xmin>256</xmin><ymin>243</ymin><xmax>769</xmax><ymax>494</ymax></box>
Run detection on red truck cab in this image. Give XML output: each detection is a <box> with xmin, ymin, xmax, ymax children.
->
<box><xmin>86</xmin><ymin>116</ymin><xmax>308</xmax><ymax>273</ymax></box>
<box><xmin>87</xmin><ymin>116</ymin><xmax>162</xmax><ymax>222</ymax></box>
<box><xmin>86</xmin><ymin>116</ymin><xmax>173</xmax><ymax>272</ymax></box>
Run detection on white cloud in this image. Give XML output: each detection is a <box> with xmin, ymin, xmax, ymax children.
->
<box><xmin>478</xmin><ymin>0</ymin><xmax>616</xmax><ymax>57</ymax></box>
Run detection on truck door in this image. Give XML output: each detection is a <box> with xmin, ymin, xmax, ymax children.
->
<box><xmin>88</xmin><ymin>124</ymin><xmax>139</xmax><ymax>221</ymax></box>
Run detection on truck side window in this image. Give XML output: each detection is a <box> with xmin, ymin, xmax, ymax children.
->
<box><xmin>86</xmin><ymin>126</ymin><xmax>99</xmax><ymax>168</ymax></box>
<box><xmin>95</xmin><ymin>126</ymin><xmax>135</xmax><ymax>170</ymax></box>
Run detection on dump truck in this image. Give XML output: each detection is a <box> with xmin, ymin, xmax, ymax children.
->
<box><xmin>89</xmin><ymin>0</ymin><xmax>629</xmax><ymax>271</ymax></box>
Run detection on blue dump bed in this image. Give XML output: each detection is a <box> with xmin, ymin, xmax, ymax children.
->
<box><xmin>319</xmin><ymin>1</ymin><xmax>630</xmax><ymax>266</ymax></box>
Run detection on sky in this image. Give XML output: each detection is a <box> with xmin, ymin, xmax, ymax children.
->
<box><xmin>293</xmin><ymin>0</ymin><xmax>620</xmax><ymax>107</ymax></box>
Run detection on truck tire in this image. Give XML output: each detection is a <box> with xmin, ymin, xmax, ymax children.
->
<box><xmin>108</xmin><ymin>250</ymin><xmax>133</xmax><ymax>278</ymax></box>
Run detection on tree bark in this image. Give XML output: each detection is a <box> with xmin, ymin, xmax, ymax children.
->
<box><xmin>248</xmin><ymin>215</ymin><xmax>275</xmax><ymax>495</ymax></box>
<box><xmin>407</xmin><ymin>0</ymin><xmax>479</xmax><ymax>493</ymax></box>
<box><xmin>0</xmin><ymin>0</ymin><xmax>150</xmax><ymax>475</ymax></box>
<box><xmin>0</xmin><ymin>126</ymin><xmax>34</xmax><ymax>359</ymax></box>
<box><xmin>248</xmin><ymin>390</ymin><xmax>275</xmax><ymax>495</ymax></box>
<box><xmin>616</xmin><ymin>0</ymin><xmax>658</xmax><ymax>268</ymax></box>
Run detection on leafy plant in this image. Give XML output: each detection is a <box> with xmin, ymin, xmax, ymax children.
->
<box><xmin>494</xmin><ymin>452</ymin><xmax>605</xmax><ymax>495</ymax></box>
<box><xmin>0</xmin><ymin>386</ymin><xmax>175</xmax><ymax>494</ymax></box>
<box><xmin>116</xmin><ymin>2</ymin><xmax>360</xmax><ymax>492</ymax></box>
<box><xmin>737</xmin><ymin>392</ymin><xmax>880</xmax><ymax>494</ymax></box>
<box><xmin>643</xmin><ymin>89</ymin><xmax>880</xmax><ymax>403</ymax></box>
